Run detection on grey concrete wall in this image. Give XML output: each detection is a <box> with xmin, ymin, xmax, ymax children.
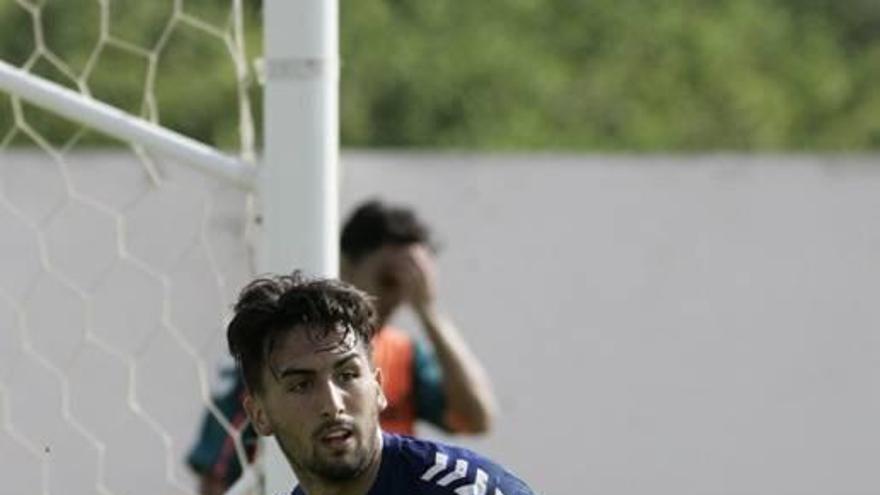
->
<box><xmin>2</xmin><ymin>151</ymin><xmax>879</xmax><ymax>494</ymax></box>
<box><xmin>341</xmin><ymin>152</ymin><xmax>880</xmax><ymax>495</ymax></box>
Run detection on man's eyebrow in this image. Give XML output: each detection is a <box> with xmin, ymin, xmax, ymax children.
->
<box><xmin>275</xmin><ymin>352</ymin><xmax>361</xmax><ymax>378</ymax></box>
<box><xmin>333</xmin><ymin>353</ymin><xmax>361</xmax><ymax>369</ymax></box>
<box><xmin>277</xmin><ymin>367</ymin><xmax>314</xmax><ymax>378</ymax></box>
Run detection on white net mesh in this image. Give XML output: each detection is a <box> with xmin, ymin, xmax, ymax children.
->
<box><xmin>0</xmin><ymin>1</ymin><xmax>260</xmax><ymax>493</ymax></box>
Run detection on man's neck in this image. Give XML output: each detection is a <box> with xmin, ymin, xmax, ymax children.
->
<box><xmin>296</xmin><ymin>430</ymin><xmax>384</xmax><ymax>495</ymax></box>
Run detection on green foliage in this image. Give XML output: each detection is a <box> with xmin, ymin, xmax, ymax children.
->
<box><xmin>0</xmin><ymin>3</ymin><xmax>35</xmax><ymax>67</ymax></box>
<box><xmin>340</xmin><ymin>0</ymin><xmax>880</xmax><ymax>150</ymax></box>
<box><xmin>0</xmin><ymin>0</ymin><xmax>261</xmax><ymax>150</ymax></box>
<box><xmin>107</xmin><ymin>0</ymin><xmax>176</xmax><ymax>49</ymax></box>
<box><xmin>0</xmin><ymin>0</ymin><xmax>878</xmax><ymax>150</ymax></box>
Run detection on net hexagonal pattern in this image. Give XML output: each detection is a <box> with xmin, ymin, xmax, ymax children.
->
<box><xmin>0</xmin><ymin>1</ymin><xmax>259</xmax><ymax>493</ymax></box>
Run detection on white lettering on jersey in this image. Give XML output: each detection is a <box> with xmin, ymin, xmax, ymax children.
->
<box><xmin>421</xmin><ymin>452</ymin><xmax>450</xmax><ymax>482</ymax></box>
<box><xmin>437</xmin><ymin>459</ymin><xmax>469</xmax><ymax>486</ymax></box>
<box><xmin>421</xmin><ymin>451</ymin><xmax>512</xmax><ymax>494</ymax></box>
<box><xmin>454</xmin><ymin>468</ymin><xmax>488</xmax><ymax>495</ymax></box>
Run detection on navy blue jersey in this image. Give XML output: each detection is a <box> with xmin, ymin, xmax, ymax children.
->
<box><xmin>292</xmin><ymin>432</ymin><xmax>535</xmax><ymax>495</ymax></box>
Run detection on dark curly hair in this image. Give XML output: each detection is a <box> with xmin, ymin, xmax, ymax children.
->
<box><xmin>341</xmin><ymin>199</ymin><xmax>434</xmax><ymax>263</ymax></box>
<box><xmin>227</xmin><ymin>272</ymin><xmax>378</xmax><ymax>393</ymax></box>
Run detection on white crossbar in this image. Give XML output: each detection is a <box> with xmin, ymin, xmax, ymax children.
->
<box><xmin>0</xmin><ymin>59</ymin><xmax>256</xmax><ymax>189</ymax></box>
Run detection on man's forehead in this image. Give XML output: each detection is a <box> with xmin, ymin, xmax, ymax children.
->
<box><xmin>269</xmin><ymin>325</ymin><xmax>362</xmax><ymax>362</ymax></box>
<box><xmin>367</xmin><ymin>243</ymin><xmax>418</xmax><ymax>261</ymax></box>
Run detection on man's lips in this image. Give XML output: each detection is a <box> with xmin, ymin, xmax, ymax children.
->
<box><xmin>316</xmin><ymin>423</ymin><xmax>355</xmax><ymax>443</ymax></box>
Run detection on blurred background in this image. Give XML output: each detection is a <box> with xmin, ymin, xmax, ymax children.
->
<box><xmin>1</xmin><ymin>1</ymin><xmax>879</xmax><ymax>494</ymax></box>
<box><xmin>1</xmin><ymin>0</ymin><xmax>879</xmax><ymax>151</ymax></box>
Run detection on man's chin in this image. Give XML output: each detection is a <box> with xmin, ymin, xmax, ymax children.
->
<box><xmin>309</xmin><ymin>430</ymin><xmax>380</xmax><ymax>482</ymax></box>
<box><xmin>313</xmin><ymin>458</ymin><xmax>366</xmax><ymax>482</ymax></box>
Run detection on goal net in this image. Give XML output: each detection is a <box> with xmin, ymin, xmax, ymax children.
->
<box><xmin>0</xmin><ymin>1</ymin><xmax>269</xmax><ymax>493</ymax></box>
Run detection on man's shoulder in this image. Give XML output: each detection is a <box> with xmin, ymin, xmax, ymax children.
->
<box><xmin>382</xmin><ymin>433</ymin><xmax>535</xmax><ymax>495</ymax></box>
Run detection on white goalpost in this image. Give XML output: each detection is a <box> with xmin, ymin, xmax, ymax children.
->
<box><xmin>258</xmin><ymin>0</ymin><xmax>339</xmax><ymax>493</ymax></box>
<box><xmin>0</xmin><ymin>0</ymin><xmax>337</xmax><ymax>494</ymax></box>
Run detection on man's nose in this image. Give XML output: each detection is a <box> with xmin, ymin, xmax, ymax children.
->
<box><xmin>317</xmin><ymin>379</ymin><xmax>346</xmax><ymax>418</ymax></box>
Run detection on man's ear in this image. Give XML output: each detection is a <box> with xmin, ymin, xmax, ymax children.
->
<box><xmin>374</xmin><ymin>367</ymin><xmax>388</xmax><ymax>412</ymax></box>
<box><xmin>244</xmin><ymin>392</ymin><xmax>273</xmax><ymax>436</ymax></box>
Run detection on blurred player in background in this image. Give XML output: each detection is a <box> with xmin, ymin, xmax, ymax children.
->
<box><xmin>232</xmin><ymin>272</ymin><xmax>535</xmax><ymax>495</ymax></box>
<box><xmin>188</xmin><ymin>199</ymin><xmax>497</xmax><ymax>494</ymax></box>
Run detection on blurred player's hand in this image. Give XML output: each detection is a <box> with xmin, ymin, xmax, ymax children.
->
<box><xmin>396</xmin><ymin>244</ymin><xmax>437</xmax><ymax>312</ymax></box>
<box><xmin>343</xmin><ymin>243</ymin><xmax>438</xmax><ymax>322</ymax></box>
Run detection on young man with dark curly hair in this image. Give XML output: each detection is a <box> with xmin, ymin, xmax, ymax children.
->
<box><xmin>188</xmin><ymin>200</ymin><xmax>497</xmax><ymax>494</ymax></box>
<box><xmin>230</xmin><ymin>272</ymin><xmax>534</xmax><ymax>495</ymax></box>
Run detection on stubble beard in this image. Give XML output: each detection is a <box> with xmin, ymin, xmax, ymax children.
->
<box><xmin>282</xmin><ymin>427</ymin><xmax>381</xmax><ymax>483</ymax></box>
<box><xmin>311</xmin><ymin>439</ymin><xmax>370</xmax><ymax>481</ymax></box>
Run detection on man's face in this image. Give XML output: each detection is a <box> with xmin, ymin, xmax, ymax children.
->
<box><xmin>343</xmin><ymin>243</ymin><xmax>422</xmax><ymax>322</ymax></box>
<box><xmin>245</xmin><ymin>326</ymin><xmax>387</xmax><ymax>482</ymax></box>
